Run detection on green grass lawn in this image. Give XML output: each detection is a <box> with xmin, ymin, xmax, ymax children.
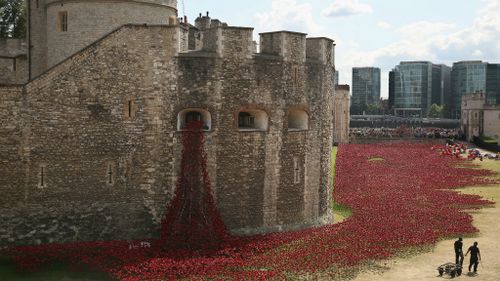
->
<box><xmin>332</xmin><ymin>146</ymin><xmax>352</xmax><ymax>222</ymax></box>
<box><xmin>460</xmin><ymin>159</ymin><xmax>500</xmax><ymax>202</ymax></box>
<box><xmin>0</xmin><ymin>256</ymin><xmax>112</xmax><ymax>281</ymax></box>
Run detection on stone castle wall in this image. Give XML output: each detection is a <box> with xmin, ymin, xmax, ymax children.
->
<box><xmin>0</xmin><ymin>38</ymin><xmax>28</xmax><ymax>84</ymax></box>
<box><xmin>0</xmin><ymin>25</ymin><xmax>182</xmax><ymax>245</ymax></box>
<box><xmin>29</xmin><ymin>0</ymin><xmax>177</xmax><ymax>76</ymax></box>
<box><xmin>333</xmin><ymin>85</ymin><xmax>350</xmax><ymax>144</ymax></box>
<box><xmin>0</xmin><ymin>22</ymin><xmax>335</xmax><ymax>245</ymax></box>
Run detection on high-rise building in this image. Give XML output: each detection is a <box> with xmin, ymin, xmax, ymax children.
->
<box><xmin>351</xmin><ymin>67</ymin><xmax>381</xmax><ymax>114</ymax></box>
<box><xmin>392</xmin><ymin>61</ymin><xmax>451</xmax><ymax>117</ymax></box>
<box><xmin>487</xmin><ymin>63</ymin><xmax>500</xmax><ymax>105</ymax></box>
<box><xmin>451</xmin><ymin>61</ymin><xmax>488</xmax><ymax>119</ymax></box>
<box><xmin>388</xmin><ymin>70</ymin><xmax>395</xmax><ymax>111</ymax></box>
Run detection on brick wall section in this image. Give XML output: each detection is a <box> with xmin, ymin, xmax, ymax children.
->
<box><xmin>0</xmin><ymin>24</ymin><xmax>335</xmax><ymax>245</ymax></box>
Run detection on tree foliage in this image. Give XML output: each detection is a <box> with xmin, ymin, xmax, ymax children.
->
<box><xmin>428</xmin><ymin>104</ymin><xmax>444</xmax><ymax>118</ymax></box>
<box><xmin>0</xmin><ymin>0</ymin><xmax>26</xmax><ymax>38</ymax></box>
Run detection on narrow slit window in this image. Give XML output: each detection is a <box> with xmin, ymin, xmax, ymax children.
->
<box><xmin>107</xmin><ymin>163</ymin><xmax>113</xmax><ymax>185</ymax></box>
<box><xmin>59</xmin><ymin>11</ymin><xmax>68</xmax><ymax>32</ymax></box>
<box><xmin>41</xmin><ymin>166</ymin><xmax>45</xmax><ymax>187</ymax></box>
<box><xmin>124</xmin><ymin>99</ymin><xmax>136</xmax><ymax>120</ymax></box>
<box><xmin>39</xmin><ymin>165</ymin><xmax>46</xmax><ymax>188</ymax></box>
<box><xmin>293</xmin><ymin>66</ymin><xmax>299</xmax><ymax>84</ymax></box>
<box><xmin>293</xmin><ymin>157</ymin><xmax>301</xmax><ymax>184</ymax></box>
<box><xmin>36</xmin><ymin>0</ymin><xmax>39</xmax><ymax>8</ymax></box>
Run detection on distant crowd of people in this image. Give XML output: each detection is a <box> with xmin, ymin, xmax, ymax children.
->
<box><xmin>350</xmin><ymin>126</ymin><xmax>460</xmax><ymax>139</ymax></box>
<box><xmin>434</xmin><ymin>143</ymin><xmax>500</xmax><ymax>161</ymax></box>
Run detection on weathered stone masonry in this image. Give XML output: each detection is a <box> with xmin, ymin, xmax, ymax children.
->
<box><xmin>0</xmin><ymin>18</ymin><xmax>335</xmax><ymax>245</ymax></box>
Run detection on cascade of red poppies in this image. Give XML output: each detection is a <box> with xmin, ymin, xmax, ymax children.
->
<box><xmin>158</xmin><ymin>121</ymin><xmax>228</xmax><ymax>250</ymax></box>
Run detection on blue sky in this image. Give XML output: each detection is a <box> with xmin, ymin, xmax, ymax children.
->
<box><xmin>186</xmin><ymin>0</ymin><xmax>500</xmax><ymax>98</ymax></box>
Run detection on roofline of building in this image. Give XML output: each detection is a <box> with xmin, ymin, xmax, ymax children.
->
<box><xmin>259</xmin><ymin>30</ymin><xmax>307</xmax><ymax>36</ymax></box>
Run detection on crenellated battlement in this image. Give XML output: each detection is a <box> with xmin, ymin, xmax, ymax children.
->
<box><xmin>306</xmin><ymin>37</ymin><xmax>335</xmax><ymax>66</ymax></box>
<box><xmin>200</xmin><ymin>26</ymin><xmax>254</xmax><ymax>59</ymax></box>
<box><xmin>191</xmin><ymin>13</ymin><xmax>335</xmax><ymax>64</ymax></box>
<box><xmin>259</xmin><ymin>31</ymin><xmax>307</xmax><ymax>63</ymax></box>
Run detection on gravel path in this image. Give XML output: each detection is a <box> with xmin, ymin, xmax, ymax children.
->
<box><xmin>352</xmin><ymin>160</ymin><xmax>500</xmax><ymax>281</ymax></box>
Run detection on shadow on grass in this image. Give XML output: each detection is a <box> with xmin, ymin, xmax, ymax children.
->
<box><xmin>0</xmin><ymin>256</ymin><xmax>113</xmax><ymax>281</ymax></box>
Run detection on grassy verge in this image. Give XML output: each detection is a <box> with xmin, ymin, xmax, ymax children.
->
<box><xmin>332</xmin><ymin>146</ymin><xmax>352</xmax><ymax>223</ymax></box>
<box><xmin>459</xmin><ymin>159</ymin><xmax>500</xmax><ymax>202</ymax></box>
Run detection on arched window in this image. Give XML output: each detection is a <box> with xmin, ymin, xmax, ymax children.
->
<box><xmin>177</xmin><ymin>109</ymin><xmax>211</xmax><ymax>131</ymax></box>
<box><xmin>237</xmin><ymin>110</ymin><xmax>268</xmax><ymax>131</ymax></box>
<box><xmin>288</xmin><ymin>109</ymin><xmax>309</xmax><ymax>131</ymax></box>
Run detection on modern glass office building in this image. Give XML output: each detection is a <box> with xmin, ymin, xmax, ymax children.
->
<box><xmin>392</xmin><ymin>61</ymin><xmax>451</xmax><ymax>117</ymax></box>
<box><xmin>487</xmin><ymin>63</ymin><xmax>500</xmax><ymax>105</ymax></box>
<box><xmin>451</xmin><ymin>61</ymin><xmax>488</xmax><ymax>119</ymax></box>
<box><xmin>351</xmin><ymin>67</ymin><xmax>381</xmax><ymax>114</ymax></box>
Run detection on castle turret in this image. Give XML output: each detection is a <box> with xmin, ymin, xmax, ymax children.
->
<box><xmin>29</xmin><ymin>0</ymin><xmax>178</xmax><ymax>77</ymax></box>
<box><xmin>259</xmin><ymin>31</ymin><xmax>307</xmax><ymax>63</ymax></box>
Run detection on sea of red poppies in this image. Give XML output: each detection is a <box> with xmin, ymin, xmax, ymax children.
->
<box><xmin>5</xmin><ymin>143</ymin><xmax>498</xmax><ymax>280</ymax></box>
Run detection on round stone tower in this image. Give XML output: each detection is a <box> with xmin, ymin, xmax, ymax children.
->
<box><xmin>29</xmin><ymin>0</ymin><xmax>177</xmax><ymax>76</ymax></box>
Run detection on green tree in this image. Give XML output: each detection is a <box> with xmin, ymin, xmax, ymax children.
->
<box><xmin>366</xmin><ymin>103</ymin><xmax>383</xmax><ymax>115</ymax></box>
<box><xmin>428</xmin><ymin>104</ymin><xmax>444</xmax><ymax>118</ymax></box>
<box><xmin>0</xmin><ymin>0</ymin><xmax>26</xmax><ymax>38</ymax></box>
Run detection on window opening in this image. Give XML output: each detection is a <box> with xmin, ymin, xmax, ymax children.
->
<box><xmin>107</xmin><ymin>163</ymin><xmax>113</xmax><ymax>185</ymax></box>
<box><xmin>177</xmin><ymin>109</ymin><xmax>211</xmax><ymax>131</ymax></box>
<box><xmin>238</xmin><ymin>112</ymin><xmax>255</xmax><ymax>128</ymax></box>
<box><xmin>59</xmin><ymin>11</ymin><xmax>68</xmax><ymax>32</ymax></box>
<box><xmin>40</xmin><ymin>166</ymin><xmax>45</xmax><ymax>187</ymax></box>
<box><xmin>185</xmin><ymin>111</ymin><xmax>202</xmax><ymax>126</ymax></box>
<box><xmin>293</xmin><ymin>157</ymin><xmax>301</xmax><ymax>184</ymax></box>
<box><xmin>293</xmin><ymin>66</ymin><xmax>299</xmax><ymax>84</ymax></box>
<box><xmin>288</xmin><ymin>109</ymin><xmax>309</xmax><ymax>131</ymax></box>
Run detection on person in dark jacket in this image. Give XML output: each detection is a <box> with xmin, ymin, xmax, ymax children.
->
<box><xmin>465</xmin><ymin>241</ymin><xmax>481</xmax><ymax>273</ymax></box>
<box><xmin>454</xmin><ymin>237</ymin><xmax>464</xmax><ymax>265</ymax></box>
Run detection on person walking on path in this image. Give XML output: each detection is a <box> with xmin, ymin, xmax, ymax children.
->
<box><xmin>465</xmin><ymin>241</ymin><xmax>481</xmax><ymax>273</ymax></box>
<box><xmin>454</xmin><ymin>237</ymin><xmax>464</xmax><ymax>265</ymax></box>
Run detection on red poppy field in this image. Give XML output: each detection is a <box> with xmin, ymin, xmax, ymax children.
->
<box><xmin>4</xmin><ymin>143</ymin><xmax>498</xmax><ymax>280</ymax></box>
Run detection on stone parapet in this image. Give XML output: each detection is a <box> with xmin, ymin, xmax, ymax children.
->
<box><xmin>259</xmin><ymin>31</ymin><xmax>307</xmax><ymax>63</ymax></box>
